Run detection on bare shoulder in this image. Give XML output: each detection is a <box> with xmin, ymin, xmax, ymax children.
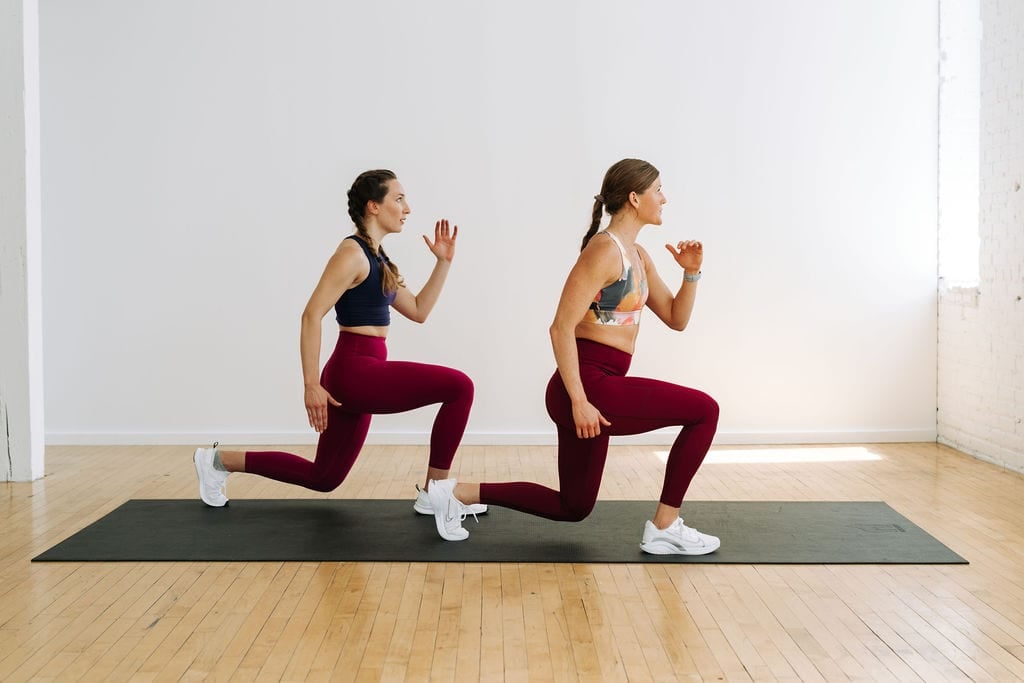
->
<box><xmin>335</xmin><ymin>235</ymin><xmax>364</xmax><ymax>256</ymax></box>
<box><xmin>322</xmin><ymin>237</ymin><xmax>369</xmax><ymax>278</ymax></box>
<box><xmin>578</xmin><ymin>233</ymin><xmax>622</xmax><ymax>271</ymax></box>
<box><xmin>333</xmin><ymin>237</ymin><xmax>368</xmax><ymax>262</ymax></box>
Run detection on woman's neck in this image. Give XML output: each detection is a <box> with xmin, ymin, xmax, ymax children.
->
<box><xmin>359</xmin><ymin>224</ymin><xmax>388</xmax><ymax>249</ymax></box>
<box><xmin>605</xmin><ymin>216</ymin><xmax>642</xmax><ymax>244</ymax></box>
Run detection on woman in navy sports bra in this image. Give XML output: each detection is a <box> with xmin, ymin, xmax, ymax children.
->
<box><xmin>426</xmin><ymin>158</ymin><xmax>721</xmax><ymax>554</ymax></box>
<box><xmin>192</xmin><ymin>169</ymin><xmax>483</xmax><ymax>537</ymax></box>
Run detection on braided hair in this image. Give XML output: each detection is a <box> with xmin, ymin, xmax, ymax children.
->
<box><xmin>346</xmin><ymin>169</ymin><xmax>405</xmax><ymax>293</ymax></box>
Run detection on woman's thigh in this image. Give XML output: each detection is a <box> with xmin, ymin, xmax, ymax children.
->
<box><xmin>329</xmin><ymin>358</ymin><xmax>471</xmax><ymax>415</ymax></box>
<box><xmin>587</xmin><ymin>375</ymin><xmax>717</xmax><ymax>436</ymax></box>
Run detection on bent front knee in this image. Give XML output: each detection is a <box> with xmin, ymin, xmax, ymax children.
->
<box><xmin>703</xmin><ymin>394</ymin><xmax>720</xmax><ymax>425</ymax></box>
<box><xmin>447</xmin><ymin>370</ymin><xmax>474</xmax><ymax>402</ymax></box>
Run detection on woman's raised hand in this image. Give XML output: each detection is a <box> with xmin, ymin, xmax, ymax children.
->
<box><xmin>665</xmin><ymin>240</ymin><xmax>703</xmax><ymax>273</ymax></box>
<box><xmin>423</xmin><ymin>219</ymin><xmax>458</xmax><ymax>263</ymax></box>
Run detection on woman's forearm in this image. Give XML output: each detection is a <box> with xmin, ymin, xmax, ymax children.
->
<box><xmin>299</xmin><ymin>312</ymin><xmax>323</xmax><ymax>386</ymax></box>
<box><xmin>550</xmin><ymin>322</ymin><xmax>586</xmax><ymax>404</ymax></box>
<box><xmin>410</xmin><ymin>259</ymin><xmax>452</xmax><ymax>322</ymax></box>
<box><xmin>668</xmin><ymin>279</ymin><xmax>699</xmax><ymax>331</ymax></box>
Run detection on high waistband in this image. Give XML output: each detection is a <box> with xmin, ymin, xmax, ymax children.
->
<box><xmin>575</xmin><ymin>337</ymin><xmax>632</xmax><ymax>376</ymax></box>
<box><xmin>335</xmin><ymin>331</ymin><xmax>388</xmax><ymax>360</ymax></box>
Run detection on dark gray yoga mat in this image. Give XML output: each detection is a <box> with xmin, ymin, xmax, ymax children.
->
<box><xmin>31</xmin><ymin>499</ymin><xmax>967</xmax><ymax>564</ymax></box>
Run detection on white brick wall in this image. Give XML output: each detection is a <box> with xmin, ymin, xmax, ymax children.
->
<box><xmin>938</xmin><ymin>0</ymin><xmax>1024</xmax><ymax>471</ymax></box>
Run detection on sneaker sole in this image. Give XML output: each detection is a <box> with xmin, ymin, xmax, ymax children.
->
<box><xmin>640</xmin><ymin>539</ymin><xmax>720</xmax><ymax>556</ymax></box>
<box><xmin>194</xmin><ymin>451</ymin><xmax>228</xmax><ymax>508</ymax></box>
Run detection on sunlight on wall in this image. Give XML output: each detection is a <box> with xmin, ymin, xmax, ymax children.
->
<box><xmin>938</xmin><ymin>0</ymin><xmax>981</xmax><ymax>287</ymax></box>
<box><xmin>652</xmin><ymin>446</ymin><xmax>883</xmax><ymax>465</ymax></box>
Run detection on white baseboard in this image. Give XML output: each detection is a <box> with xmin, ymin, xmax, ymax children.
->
<box><xmin>46</xmin><ymin>428</ymin><xmax>937</xmax><ymax>447</ymax></box>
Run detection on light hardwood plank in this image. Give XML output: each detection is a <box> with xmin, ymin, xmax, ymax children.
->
<box><xmin>2</xmin><ymin>442</ymin><xmax>1024</xmax><ymax>681</ymax></box>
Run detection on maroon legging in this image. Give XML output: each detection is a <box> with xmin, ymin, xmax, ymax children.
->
<box><xmin>244</xmin><ymin>332</ymin><xmax>473</xmax><ymax>492</ymax></box>
<box><xmin>479</xmin><ymin>338</ymin><xmax>718</xmax><ymax>521</ymax></box>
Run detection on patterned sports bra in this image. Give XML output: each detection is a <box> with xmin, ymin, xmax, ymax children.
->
<box><xmin>581</xmin><ymin>231</ymin><xmax>648</xmax><ymax>326</ymax></box>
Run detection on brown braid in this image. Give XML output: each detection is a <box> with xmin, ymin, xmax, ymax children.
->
<box><xmin>581</xmin><ymin>198</ymin><xmax>604</xmax><ymax>251</ymax></box>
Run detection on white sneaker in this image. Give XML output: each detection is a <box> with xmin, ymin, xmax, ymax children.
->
<box><xmin>426</xmin><ymin>479</ymin><xmax>475</xmax><ymax>541</ymax></box>
<box><xmin>640</xmin><ymin>518</ymin><xmax>720</xmax><ymax>556</ymax></box>
<box><xmin>413</xmin><ymin>484</ymin><xmax>488</xmax><ymax>516</ymax></box>
<box><xmin>193</xmin><ymin>444</ymin><xmax>229</xmax><ymax>507</ymax></box>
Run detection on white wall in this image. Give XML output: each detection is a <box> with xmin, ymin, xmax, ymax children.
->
<box><xmin>40</xmin><ymin>0</ymin><xmax>940</xmax><ymax>446</ymax></box>
<box><xmin>938</xmin><ymin>0</ymin><xmax>1024</xmax><ymax>471</ymax></box>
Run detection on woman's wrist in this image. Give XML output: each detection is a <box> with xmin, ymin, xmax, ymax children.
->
<box><xmin>683</xmin><ymin>270</ymin><xmax>701</xmax><ymax>283</ymax></box>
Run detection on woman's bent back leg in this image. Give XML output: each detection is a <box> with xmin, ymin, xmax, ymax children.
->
<box><xmin>244</xmin><ymin>410</ymin><xmax>371</xmax><ymax>493</ymax></box>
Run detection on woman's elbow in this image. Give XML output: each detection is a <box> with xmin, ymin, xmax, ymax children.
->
<box><xmin>410</xmin><ymin>303</ymin><xmax>429</xmax><ymax>324</ymax></box>
<box><xmin>549</xmin><ymin>321</ymin><xmax>573</xmax><ymax>341</ymax></box>
<box><xmin>403</xmin><ymin>307</ymin><xmax>428</xmax><ymax>324</ymax></box>
<box><xmin>300</xmin><ymin>307</ymin><xmax>320</xmax><ymax>326</ymax></box>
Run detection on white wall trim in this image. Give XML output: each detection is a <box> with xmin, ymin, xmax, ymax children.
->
<box><xmin>1</xmin><ymin>0</ymin><xmax>45</xmax><ymax>482</ymax></box>
<box><xmin>46</xmin><ymin>428</ymin><xmax>938</xmax><ymax>447</ymax></box>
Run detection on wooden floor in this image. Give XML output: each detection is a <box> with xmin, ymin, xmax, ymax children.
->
<box><xmin>2</xmin><ymin>442</ymin><xmax>1023</xmax><ymax>682</ymax></box>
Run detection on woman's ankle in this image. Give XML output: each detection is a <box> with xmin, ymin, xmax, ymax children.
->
<box><xmin>454</xmin><ymin>482</ymin><xmax>480</xmax><ymax>505</ymax></box>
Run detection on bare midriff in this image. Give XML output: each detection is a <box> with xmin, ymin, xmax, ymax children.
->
<box><xmin>573</xmin><ymin>321</ymin><xmax>640</xmax><ymax>355</ymax></box>
<box><xmin>339</xmin><ymin>324</ymin><xmax>389</xmax><ymax>338</ymax></box>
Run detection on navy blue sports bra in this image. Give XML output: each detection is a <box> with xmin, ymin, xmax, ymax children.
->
<box><xmin>334</xmin><ymin>236</ymin><xmax>397</xmax><ymax>327</ymax></box>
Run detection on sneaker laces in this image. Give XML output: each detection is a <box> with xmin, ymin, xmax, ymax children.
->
<box><xmin>453</xmin><ymin>497</ymin><xmax>480</xmax><ymax>525</ymax></box>
<box><xmin>669</xmin><ymin>518</ymin><xmax>701</xmax><ymax>543</ymax></box>
<box><xmin>425</xmin><ymin>483</ymin><xmax>480</xmax><ymax>524</ymax></box>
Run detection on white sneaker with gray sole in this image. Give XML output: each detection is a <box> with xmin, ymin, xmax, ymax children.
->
<box><xmin>413</xmin><ymin>483</ymin><xmax>487</xmax><ymax>516</ymax></box>
<box><xmin>426</xmin><ymin>479</ymin><xmax>476</xmax><ymax>541</ymax></box>
<box><xmin>193</xmin><ymin>444</ymin><xmax>229</xmax><ymax>507</ymax></box>
<box><xmin>640</xmin><ymin>518</ymin><xmax>720</xmax><ymax>555</ymax></box>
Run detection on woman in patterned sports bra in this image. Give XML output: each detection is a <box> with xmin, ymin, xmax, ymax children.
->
<box><xmin>425</xmin><ymin>158</ymin><xmax>721</xmax><ymax>555</ymax></box>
